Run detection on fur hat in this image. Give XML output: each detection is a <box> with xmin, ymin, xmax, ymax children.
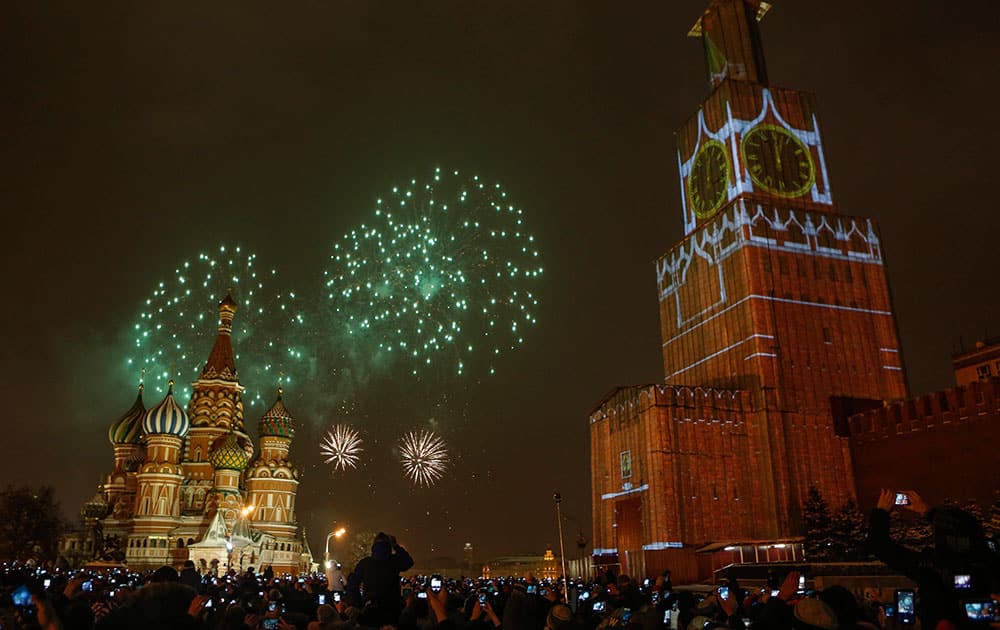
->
<box><xmin>317</xmin><ymin>604</ymin><xmax>337</xmax><ymax>622</ymax></box>
<box><xmin>150</xmin><ymin>565</ymin><xmax>179</xmax><ymax>582</ymax></box>
<box><xmin>794</xmin><ymin>598</ymin><xmax>839</xmax><ymax>629</ymax></box>
<box><xmin>546</xmin><ymin>604</ymin><xmax>572</xmax><ymax>629</ymax></box>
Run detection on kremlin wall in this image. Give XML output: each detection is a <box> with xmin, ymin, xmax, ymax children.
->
<box><xmin>848</xmin><ymin>376</ymin><xmax>1000</xmax><ymax>514</ymax></box>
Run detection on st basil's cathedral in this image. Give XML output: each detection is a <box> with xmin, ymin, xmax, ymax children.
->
<box><xmin>61</xmin><ymin>293</ymin><xmax>314</xmax><ymax>574</ymax></box>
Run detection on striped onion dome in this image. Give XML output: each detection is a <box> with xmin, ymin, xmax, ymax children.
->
<box><xmin>209</xmin><ymin>431</ymin><xmax>250</xmax><ymax>471</ymax></box>
<box><xmin>108</xmin><ymin>384</ymin><xmax>146</xmax><ymax>445</ymax></box>
<box><xmin>258</xmin><ymin>387</ymin><xmax>295</xmax><ymax>438</ymax></box>
<box><xmin>142</xmin><ymin>381</ymin><xmax>189</xmax><ymax>437</ymax></box>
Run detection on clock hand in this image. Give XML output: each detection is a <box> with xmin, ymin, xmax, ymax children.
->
<box><xmin>774</xmin><ymin>134</ymin><xmax>785</xmax><ymax>170</ymax></box>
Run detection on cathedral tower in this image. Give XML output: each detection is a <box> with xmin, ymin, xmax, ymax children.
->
<box><xmin>130</xmin><ymin>381</ymin><xmax>188</xmax><ymax>564</ymax></box>
<box><xmin>207</xmin><ymin>430</ymin><xmax>250</xmax><ymax>526</ymax></box>
<box><xmin>181</xmin><ymin>292</ymin><xmax>252</xmax><ymax>516</ymax></box>
<box><xmin>246</xmin><ymin>388</ymin><xmax>300</xmax><ymax>541</ymax></box>
<box><xmin>105</xmin><ymin>383</ymin><xmax>144</xmax><ymax>515</ymax></box>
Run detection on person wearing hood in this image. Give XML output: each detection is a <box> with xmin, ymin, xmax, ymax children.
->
<box><xmin>346</xmin><ymin>532</ymin><xmax>415</xmax><ymax>627</ymax></box>
<box><xmin>326</xmin><ymin>561</ymin><xmax>347</xmax><ymax>593</ymax></box>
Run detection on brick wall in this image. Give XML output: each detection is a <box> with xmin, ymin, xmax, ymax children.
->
<box><xmin>848</xmin><ymin>378</ymin><xmax>1000</xmax><ymax>511</ymax></box>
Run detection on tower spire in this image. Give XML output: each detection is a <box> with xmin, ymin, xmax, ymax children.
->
<box><xmin>200</xmin><ymin>290</ymin><xmax>239</xmax><ymax>381</ymax></box>
<box><xmin>689</xmin><ymin>0</ymin><xmax>771</xmax><ymax>88</ymax></box>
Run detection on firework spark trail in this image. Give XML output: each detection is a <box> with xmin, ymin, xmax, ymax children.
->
<box><xmin>323</xmin><ymin>168</ymin><xmax>543</xmax><ymax>378</ymax></box>
<box><xmin>124</xmin><ymin>245</ymin><xmax>309</xmax><ymax>406</ymax></box>
<box><xmin>321</xmin><ymin>425</ymin><xmax>364</xmax><ymax>471</ymax></box>
<box><xmin>399</xmin><ymin>430</ymin><xmax>448</xmax><ymax>487</ymax></box>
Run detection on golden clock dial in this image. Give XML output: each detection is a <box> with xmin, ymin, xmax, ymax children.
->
<box><xmin>741</xmin><ymin>124</ymin><xmax>815</xmax><ymax>198</ymax></box>
<box><xmin>688</xmin><ymin>139</ymin><xmax>730</xmax><ymax>219</ymax></box>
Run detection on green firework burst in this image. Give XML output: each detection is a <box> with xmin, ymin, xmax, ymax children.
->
<box><xmin>124</xmin><ymin>245</ymin><xmax>311</xmax><ymax>406</ymax></box>
<box><xmin>323</xmin><ymin>168</ymin><xmax>543</xmax><ymax>376</ymax></box>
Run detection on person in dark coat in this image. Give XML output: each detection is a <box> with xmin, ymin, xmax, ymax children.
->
<box><xmin>179</xmin><ymin>560</ymin><xmax>202</xmax><ymax>592</ymax></box>
<box><xmin>868</xmin><ymin>488</ymin><xmax>1000</xmax><ymax>629</ymax></box>
<box><xmin>346</xmin><ymin>532</ymin><xmax>414</xmax><ymax>627</ymax></box>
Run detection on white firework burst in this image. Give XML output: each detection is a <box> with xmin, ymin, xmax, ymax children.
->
<box><xmin>320</xmin><ymin>425</ymin><xmax>363</xmax><ymax>472</ymax></box>
<box><xmin>399</xmin><ymin>430</ymin><xmax>448</xmax><ymax>487</ymax></box>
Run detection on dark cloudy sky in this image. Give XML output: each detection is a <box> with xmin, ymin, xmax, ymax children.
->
<box><xmin>2</xmin><ymin>1</ymin><xmax>998</xmax><ymax>563</ymax></box>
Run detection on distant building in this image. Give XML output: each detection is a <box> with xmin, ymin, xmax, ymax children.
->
<box><xmin>483</xmin><ymin>547</ymin><xmax>559</xmax><ymax>580</ymax></box>
<box><xmin>952</xmin><ymin>338</ymin><xmax>1000</xmax><ymax>386</ymax></box>
<box><xmin>60</xmin><ymin>293</ymin><xmax>312</xmax><ymax>574</ymax></box>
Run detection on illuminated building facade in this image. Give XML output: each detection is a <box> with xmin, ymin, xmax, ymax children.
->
<box><xmin>952</xmin><ymin>337</ymin><xmax>1000</xmax><ymax>387</ymax></box>
<box><xmin>482</xmin><ymin>547</ymin><xmax>560</xmax><ymax>580</ymax></box>
<box><xmin>61</xmin><ymin>294</ymin><xmax>312</xmax><ymax>574</ymax></box>
<box><xmin>591</xmin><ymin>0</ymin><xmax>909</xmax><ymax>580</ymax></box>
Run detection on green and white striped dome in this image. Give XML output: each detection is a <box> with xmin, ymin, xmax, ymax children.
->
<box><xmin>108</xmin><ymin>384</ymin><xmax>145</xmax><ymax>445</ymax></box>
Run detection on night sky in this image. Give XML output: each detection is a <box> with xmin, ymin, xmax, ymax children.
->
<box><xmin>2</xmin><ymin>1</ymin><xmax>998</xmax><ymax>564</ymax></box>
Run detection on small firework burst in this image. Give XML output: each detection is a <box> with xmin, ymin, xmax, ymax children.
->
<box><xmin>399</xmin><ymin>430</ymin><xmax>448</xmax><ymax>487</ymax></box>
<box><xmin>320</xmin><ymin>425</ymin><xmax>363</xmax><ymax>472</ymax></box>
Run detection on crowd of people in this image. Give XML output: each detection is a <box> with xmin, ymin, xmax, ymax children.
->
<box><xmin>0</xmin><ymin>493</ymin><xmax>997</xmax><ymax>630</ymax></box>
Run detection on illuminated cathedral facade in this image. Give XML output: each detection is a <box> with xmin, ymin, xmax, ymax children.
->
<box><xmin>590</xmin><ymin>0</ymin><xmax>909</xmax><ymax>581</ymax></box>
<box><xmin>63</xmin><ymin>293</ymin><xmax>313</xmax><ymax>574</ymax></box>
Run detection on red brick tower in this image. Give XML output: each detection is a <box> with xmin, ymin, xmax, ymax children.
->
<box><xmin>591</xmin><ymin>0</ymin><xmax>910</xmax><ymax>579</ymax></box>
<box><xmin>659</xmin><ymin>0</ymin><xmax>911</xmax><ymax>537</ymax></box>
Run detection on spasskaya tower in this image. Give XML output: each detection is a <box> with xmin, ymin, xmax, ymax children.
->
<box><xmin>590</xmin><ymin>0</ymin><xmax>909</xmax><ymax>580</ymax></box>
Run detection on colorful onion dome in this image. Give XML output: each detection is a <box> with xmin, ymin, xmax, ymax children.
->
<box><xmin>258</xmin><ymin>387</ymin><xmax>295</xmax><ymax>438</ymax></box>
<box><xmin>209</xmin><ymin>431</ymin><xmax>250</xmax><ymax>471</ymax></box>
<box><xmin>142</xmin><ymin>380</ymin><xmax>189</xmax><ymax>437</ymax></box>
<box><xmin>108</xmin><ymin>384</ymin><xmax>146</xmax><ymax>445</ymax></box>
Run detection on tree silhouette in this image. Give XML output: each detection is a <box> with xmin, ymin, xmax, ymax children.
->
<box><xmin>0</xmin><ymin>486</ymin><xmax>66</xmax><ymax>562</ymax></box>
<box><xmin>802</xmin><ymin>486</ymin><xmax>835</xmax><ymax>561</ymax></box>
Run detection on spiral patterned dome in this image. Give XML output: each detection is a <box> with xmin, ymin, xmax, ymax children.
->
<box><xmin>142</xmin><ymin>381</ymin><xmax>189</xmax><ymax>437</ymax></box>
<box><xmin>108</xmin><ymin>384</ymin><xmax>146</xmax><ymax>445</ymax></box>
<box><xmin>258</xmin><ymin>387</ymin><xmax>295</xmax><ymax>438</ymax></box>
<box><xmin>209</xmin><ymin>431</ymin><xmax>250</xmax><ymax>471</ymax></box>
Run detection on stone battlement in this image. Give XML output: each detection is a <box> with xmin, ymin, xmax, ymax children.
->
<box><xmin>848</xmin><ymin>376</ymin><xmax>1000</xmax><ymax>443</ymax></box>
<box><xmin>590</xmin><ymin>383</ymin><xmax>749</xmax><ymax>423</ymax></box>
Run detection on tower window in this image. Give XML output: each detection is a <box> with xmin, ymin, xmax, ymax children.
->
<box><xmin>822</xmin><ymin>328</ymin><xmax>832</xmax><ymax>344</ymax></box>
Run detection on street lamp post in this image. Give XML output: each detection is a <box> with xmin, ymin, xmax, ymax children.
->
<box><xmin>325</xmin><ymin>526</ymin><xmax>347</xmax><ymax>569</ymax></box>
<box><xmin>553</xmin><ymin>493</ymin><xmax>568</xmax><ymax>583</ymax></box>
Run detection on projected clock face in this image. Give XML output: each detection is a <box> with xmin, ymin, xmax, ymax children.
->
<box><xmin>688</xmin><ymin>140</ymin><xmax>730</xmax><ymax>219</ymax></box>
<box><xmin>742</xmin><ymin>124</ymin><xmax>815</xmax><ymax>197</ymax></box>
